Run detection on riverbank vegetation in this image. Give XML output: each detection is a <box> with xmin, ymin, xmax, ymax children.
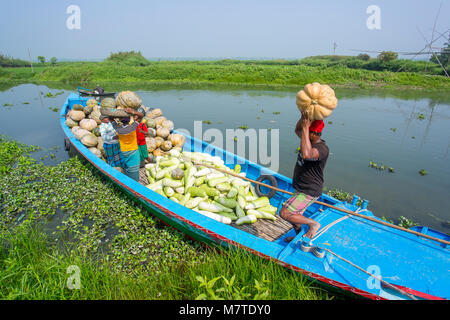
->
<box><xmin>0</xmin><ymin>52</ymin><xmax>449</xmax><ymax>90</ymax></box>
<box><xmin>0</xmin><ymin>136</ymin><xmax>334</xmax><ymax>300</ymax></box>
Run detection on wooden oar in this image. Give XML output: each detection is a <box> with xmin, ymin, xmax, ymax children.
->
<box><xmin>184</xmin><ymin>157</ymin><xmax>450</xmax><ymax>246</ymax></box>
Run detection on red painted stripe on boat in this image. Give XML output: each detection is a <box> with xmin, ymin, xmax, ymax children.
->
<box><xmin>381</xmin><ymin>282</ymin><xmax>445</xmax><ymax>300</ymax></box>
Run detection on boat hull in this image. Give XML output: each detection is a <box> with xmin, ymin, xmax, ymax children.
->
<box><xmin>60</xmin><ymin>93</ymin><xmax>450</xmax><ymax>300</ymax></box>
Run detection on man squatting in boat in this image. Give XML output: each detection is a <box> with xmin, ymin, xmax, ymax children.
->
<box><xmin>280</xmin><ymin>111</ymin><xmax>329</xmax><ymax>242</ymax></box>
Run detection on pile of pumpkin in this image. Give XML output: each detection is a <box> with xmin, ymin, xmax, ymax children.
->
<box><xmin>140</xmin><ymin>108</ymin><xmax>186</xmax><ymax>158</ymax></box>
<box><xmin>64</xmin><ymin>90</ymin><xmax>186</xmax><ymax>161</ymax></box>
<box><xmin>65</xmin><ymin>98</ymin><xmax>105</xmax><ymax>158</ymax></box>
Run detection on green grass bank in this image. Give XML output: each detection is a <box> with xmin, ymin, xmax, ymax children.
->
<box><xmin>1</xmin><ymin>58</ymin><xmax>449</xmax><ymax>90</ymax></box>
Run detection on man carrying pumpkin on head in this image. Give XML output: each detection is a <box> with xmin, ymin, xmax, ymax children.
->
<box><xmin>110</xmin><ymin>108</ymin><xmax>145</xmax><ymax>182</ymax></box>
<box><xmin>280</xmin><ymin>110</ymin><xmax>329</xmax><ymax>242</ymax></box>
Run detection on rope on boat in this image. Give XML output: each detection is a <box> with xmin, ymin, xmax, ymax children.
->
<box><xmin>310</xmin><ymin>208</ymin><xmax>369</xmax><ymax>243</ymax></box>
<box><xmin>324</xmin><ymin>248</ymin><xmax>419</xmax><ymax>300</ymax></box>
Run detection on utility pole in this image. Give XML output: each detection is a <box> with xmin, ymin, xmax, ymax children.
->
<box><xmin>28</xmin><ymin>48</ymin><xmax>34</xmax><ymax>73</ymax></box>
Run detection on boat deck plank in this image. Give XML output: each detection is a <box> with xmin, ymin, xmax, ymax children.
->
<box><xmin>232</xmin><ymin>218</ymin><xmax>292</xmax><ymax>242</ymax></box>
<box><xmin>139</xmin><ymin>167</ymin><xmax>149</xmax><ymax>185</ymax></box>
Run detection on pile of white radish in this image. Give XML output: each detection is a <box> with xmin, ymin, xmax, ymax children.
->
<box><xmin>145</xmin><ymin>150</ymin><xmax>278</xmax><ymax>226</ymax></box>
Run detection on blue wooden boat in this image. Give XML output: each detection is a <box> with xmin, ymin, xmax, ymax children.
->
<box><xmin>60</xmin><ymin>92</ymin><xmax>450</xmax><ymax>300</ymax></box>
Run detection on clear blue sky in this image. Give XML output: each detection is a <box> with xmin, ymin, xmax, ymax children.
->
<box><xmin>1</xmin><ymin>0</ymin><xmax>448</xmax><ymax>61</ymax></box>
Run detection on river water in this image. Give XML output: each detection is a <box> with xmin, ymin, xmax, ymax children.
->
<box><xmin>1</xmin><ymin>83</ymin><xmax>449</xmax><ymax>232</ymax></box>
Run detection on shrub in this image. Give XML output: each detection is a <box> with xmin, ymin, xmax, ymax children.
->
<box><xmin>105</xmin><ymin>51</ymin><xmax>150</xmax><ymax>66</ymax></box>
<box><xmin>357</xmin><ymin>53</ymin><xmax>371</xmax><ymax>61</ymax></box>
<box><xmin>378</xmin><ymin>51</ymin><xmax>398</xmax><ymax>63</ymax></box>
<box><xmin>0</xmin><ymin>54</ymin><xmax>29</xmax><ymax>68</ymax></box>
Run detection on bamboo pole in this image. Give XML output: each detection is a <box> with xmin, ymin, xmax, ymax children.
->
<box><xmin>324</xmin><ymin>249</ymin><xmax>418</xmax><ymax>300</ymax></box>
<box><xmin>184</xmin><ymin>157</ymin><xmax>450</xmax><ymax>246</ymax></box>
<box><xmin>28</xmin><ymin>48</ymin><xmax>34</xmax><ymax>73</ymax></box>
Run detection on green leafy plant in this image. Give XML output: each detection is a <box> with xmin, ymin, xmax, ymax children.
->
<box><xmin>381</xmin><ymin>216</ymin><xmax>394</xmax><ymax>224</ymax></box>
<box><xmin>195</xmin><ymin>274</ymin><xmax>269</xmax><ymax>300</ymax></box>
<box><xmin>378</xmin><ymin>51</ymin><xmax>398</xmax><ymax>63</ymax></box>
<box><xmin>398</xmin><ymin>216</ymin><xmax>419</xmax><ymax>229</ymax></box>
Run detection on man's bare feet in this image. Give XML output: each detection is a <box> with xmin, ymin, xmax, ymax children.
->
<box><xmin>304</xmin><ymin>221</ymin><xmax>321</xmax><ymax>238</ymax></box>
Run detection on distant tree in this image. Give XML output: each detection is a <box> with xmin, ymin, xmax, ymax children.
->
<box><xmin>378</xmin><ymin>51</ymin><xmax>398</xmax><ymax>63</ymax></box>
<box><xmin>357</xmin><ymin>53</ymin><xmax>371</xmax><ymax>61</ymax></box>
<box><xmin>430</xmin><ymin>34</ymin><xmax>450</xmax><ymax>67</ymax></box>
<box><xmin>50</xmin><ymin>57</ymin><xmax>57</xmax><ymax>65</ymax></box>
<box><xmin>37</xmin><ymin>56</ymin><xmax>45</xmax><ymax>64</ymax></box>
<box><xmin>105</xmin><ymin>51</ymin><xmax>150</xmax><ymax>66</ymax></box>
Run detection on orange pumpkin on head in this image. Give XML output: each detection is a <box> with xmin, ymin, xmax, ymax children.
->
<box><xmin>296</xmin><ymin>82</ymin><xmax>338</xmax><ymax>121</ymax></box>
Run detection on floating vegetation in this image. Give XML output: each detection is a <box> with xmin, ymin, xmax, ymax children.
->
<box><xmin>273</xmin><ymin>111</ymin><xmax>280</xmax><ymax>115</ymax></box>
<box><xmin>0</xmin><ymin>136</ymin><xmax>205</xmax><ymax>275</ymax></box>
<box><xmin>238</xmin><ymin>125</ymin><xmax>248</xmax><ymax>130</ymax></box>
<box><xmin>417</xmin><ymin>113</ymin><xmax>425</xmax><ymax>120</ymax></box>
<box><xmin>390</xmin><ymin>128</ymin><xmax>397</xmax><ymax>132</ymax></box>
<box><xmin>326</xmin><ymin>189</ymin><xmax>363</xmax><ymax>207</ymax></box>
<box><xmin>369</xmin><ymin>161</ymin><xmax>394</xmax><ymax>173</ymax></box>
<box><xmin>48</xmin><ymin>107</ymin><xmax>59</xmax><ymax>112</ymax></box>
<box><xmin>381</xmin><ymin>216</ymin><xmax>394</xmax><ymax>224</ymax></box>
<box><xmin>261</xmin><ymin>109</ymin><xmax>264</xmax><ymax>113</ymax></box>
<box><xmin>3</xmin><ymin>103</ymin><xmax>13</xmax><ymax>107</ymax></box>
<box><xmin>328</xmin><ymin>121</ymin><xmax>333</xmax><ymax>125</ymax></box>
<box><xmin>419</xmin><ymin>169</ymin><xmax>428</xmax><ymax>176</ymax></box>
<box><xmin>44</xmin><ymin>91</ymin><xmax>64</xmax><ymax>98</ymax></box>
<box><xmin>233</xmin><ymin>137</ymin><xmax>238</xmax><ymax>142</ymax></box>
<box><xmin>398</xmin><ymin>216</ymin><xmax>420</xmax><ymax>229</ymax></box>
<box><xmin>23</xmin><ymin>102</ymin><xmax>30</xmax><ymax>104</ymax></box>
<box><xmin>202</xmin><ymin>120</ymin><xmax>212</xmax><ymax>125</ymax></box>
<box><xmin>257</xmin><ymin>116</ymin><xmax>260</xmax><ymax>120</ymax></box>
